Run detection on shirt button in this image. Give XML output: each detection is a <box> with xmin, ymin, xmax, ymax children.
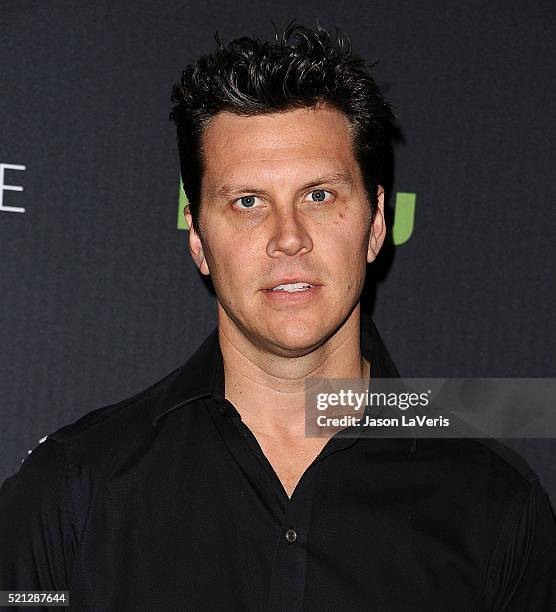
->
<box><xmin>285</xmin><ymin>528</ymin><xmax>297</xmax><ymax>543</ymax></box>
<box><xmin>217</xmin><ymin>405</ymin><xmax>226</xmax><ymax>415</ymax></box>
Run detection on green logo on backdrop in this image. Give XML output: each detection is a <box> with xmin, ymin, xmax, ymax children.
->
<box><xmin>177</xmin><ymin>180</ymin><xmax>415</xmax><ymax>245</ymax></box>
<box><xmin>390</xmin><ymin>192</ymin><xmax>415</xmax><ymax>245</ymax></box>
<box><xmin>177</xmin><ymin>182</ymin><xmax>189</xmax><ymax>231</ymax></box>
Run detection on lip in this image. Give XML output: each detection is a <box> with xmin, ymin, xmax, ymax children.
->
<box><xmin>263</xmin><ymin>277</ymin><xmax>320</xmax><ymax>291</ymax></box>
<box><xmin>261</xmin><ymin>284</ymin><xmax>322</xmax><ymax>303</ymax></box>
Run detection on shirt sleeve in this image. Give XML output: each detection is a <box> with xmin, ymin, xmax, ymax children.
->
<box><xmin>0</xmin><ymin>437</ymin><xmax>75</xmax><ymax>591</ymax></box>
<box><xmin>486</xmin><ymin>478</ymin><xmax>556</xmax><ymax>611</ymax></box>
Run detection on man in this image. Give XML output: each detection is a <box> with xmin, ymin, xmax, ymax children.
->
<box><xmin>1</xmin><ymin>22</ymin><xmax>555</xmax><ymax>611</ymax></box>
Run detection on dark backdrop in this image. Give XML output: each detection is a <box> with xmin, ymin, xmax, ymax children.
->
<box><xmin>1</xmin><ymin>0</ymin><xmax>555</xmax><ymax>505</ymax></box>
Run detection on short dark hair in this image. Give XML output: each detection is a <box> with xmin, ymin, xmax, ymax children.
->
<box><xmin>170</xmin><ymin>20</ymin><xmax>396</xmax><ymax>235</ymax></box>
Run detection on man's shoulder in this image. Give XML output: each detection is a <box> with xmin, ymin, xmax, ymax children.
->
<box><xmin>466</xmin><ymin>437</ymin><xmax>540</xmax><ymax>485</ymax></box>
<box><xmin>415</xmin><ymin>436</ymin><xmax>542</xmax><ymax>499</ymax></box>
<box><xmin>23</xmin><ymin>327</ymin><xmax>219</xmax><ymax>476</ymax></box>
<box><xmin>38</xmin><ymin>364</ymin><xmax>187</xmax><ymax>464</ymax></box>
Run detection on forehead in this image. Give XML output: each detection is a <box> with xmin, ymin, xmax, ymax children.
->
<box><xmin>201</xmin><ymin>105</ymin><xmax>357</xmax><ymax>184</ymax></box>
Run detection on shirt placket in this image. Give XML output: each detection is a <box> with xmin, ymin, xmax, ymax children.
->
<box><xmin>207</xmin><ymin>396</ymin><xmax>361</xmax><ymax>611</ymax></box>
<box><xmin>264</xmin><ymin>436</ymin><xmax>361</xmax><ymax>612</ymax></box>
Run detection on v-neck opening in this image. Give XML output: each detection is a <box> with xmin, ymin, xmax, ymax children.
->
<box><xmin>232</xmin><ymin>411</ymin><xmax>361</xmax><ymax>503</ymax></box>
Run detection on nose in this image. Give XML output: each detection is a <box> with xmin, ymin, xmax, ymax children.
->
<box><xmin>266</xmin><ymin>207</ymin><xmax>313</xmax><ymax>258</ymax></box>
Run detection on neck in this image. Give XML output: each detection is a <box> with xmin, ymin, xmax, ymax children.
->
<box><xmin>219</xmin><ymin>303</ymin><xmax>370</xmax><ymax>441</ymax></box>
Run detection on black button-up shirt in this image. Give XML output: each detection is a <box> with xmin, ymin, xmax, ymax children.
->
<box><xmin>1</xmin><ymin>313</ymin><xmax>555</xmax><ymax>610</ymax></box>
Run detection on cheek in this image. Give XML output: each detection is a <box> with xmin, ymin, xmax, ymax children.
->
<box><xmin>208</xmin><ymin>235</ymin><xmax>259</xmax><ymax>287</ymax></box>
<box><xmin>320</xmin><ymin>221</ymin><xmax>368</xmax><ymax>261</ymax></box>
<box><xmin>318</xmin><ymin>227</ymin><xmax>368</xmax><ymax>288</ymax></box>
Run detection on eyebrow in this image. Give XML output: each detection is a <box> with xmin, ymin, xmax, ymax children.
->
<box><xmin>213</xmin><ymin>171</ymin><xmax>354</xmax><ymax>199</ymax></box>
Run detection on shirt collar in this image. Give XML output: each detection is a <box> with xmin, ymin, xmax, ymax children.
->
<box><xmin>152</xmin><ymin>310</ymin><xmax>400</xmax><ymax>426</ymax></box>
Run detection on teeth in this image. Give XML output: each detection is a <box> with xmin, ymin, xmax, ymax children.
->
<box><xmin>271</xmin><ymin>282</ymin><xmax>313</xmax><ymax>292</ymax></box>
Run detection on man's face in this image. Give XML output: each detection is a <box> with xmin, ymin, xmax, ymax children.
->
<box><xmin>185</xmin><ymin>104</ymin><xmax>385</xmax><ymax>357</ymax></box>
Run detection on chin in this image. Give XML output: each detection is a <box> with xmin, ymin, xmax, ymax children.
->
<box><xmin>264</xmin><ymin>318</ymin><xmax>330</xmax><ymax>355</ymax></box>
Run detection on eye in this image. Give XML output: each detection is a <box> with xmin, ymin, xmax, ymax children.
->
<box><xmin>233</xmin><ymin>195</ymin><xmax>264</xmax><ymax>210</ymax></box>
<box><xmin>306</xmin><ymin>189</ymin><xmax>333</xmax><ymax>203</ymax></box>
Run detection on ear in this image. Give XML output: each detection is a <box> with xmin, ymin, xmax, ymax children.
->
<box><xmin>367</xmin><ymin>186</ymin><xmax>386</xmax><ymax>263</ymax></box>
<box><xmin>184</xmin><ymin>207</ymin><xmax>210</xmax><ymax>276</ymax></box>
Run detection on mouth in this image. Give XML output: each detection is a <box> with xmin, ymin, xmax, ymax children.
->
<box><xmin>264</xmin><ymin>282</ymin><xmax>316</xmax><ymax>293</ymax></box>
<box><xmin>261</xmin><ymin>279</ymin><xmax>322</xmax><ymax>304</ymax></box>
